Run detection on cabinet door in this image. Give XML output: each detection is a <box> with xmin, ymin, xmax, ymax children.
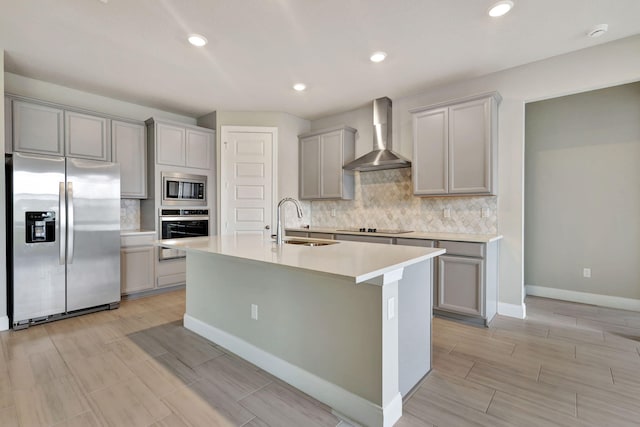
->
<box><xmin>413</xmin><ymin>107</ymin><xmax>448</xmax><ymax>195</ymax></box>
<box><xmin>320</xmin><ymin>131</ymin><xmax>343</xmax><ymax>199</ymax></box>
<box><xmin>156</xmin><ymin>122</ymin><xmax>186</xmax><ymax>166</ymax></box>
<box><xmin>121</xmin><ymin>246</ymin><xmax>155</xmax><ymax>294</ymax></box>
<box><xmin>448</xmin><ymin>98</ymin><xmax>491</xmax><ymax>194</ymax></box>
<box><xmin>319</xmin><ymin>130</ymin><xmax>343</xmax><ymax>198</ymax></box>
<box><xmin>299</xmin><ymin>135</ymin><xmax>321</xmax><ymax>199</ymax></box>
<box><xmin>185</xmin><ymin>129</ymin><xmax>212</xmax><ymax>169</ymax></box>
<box><xmin>65</xmin><ymin>111</ymin><xmax>110</xmax><ymax>161</ymax></box>
<box><xmin>12</xmin><ymin>100</ymin><xmax>64</xmax><ymax>156</ymax></box>
<box><xmin>437</xmin><ymin>255</ymin><xmax>484</xmax><ymax>316</ymax></box>
<box><xmin>112</xmin><ymin>120</ymin><xmax>146</xmax><ymax>198</ymax></box>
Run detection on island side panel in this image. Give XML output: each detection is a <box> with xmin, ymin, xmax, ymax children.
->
<box><xmin>185</xmin><ymin>251</ymin><xmax>384</xmax><ymax>406</ymax></box>
<box><xmin>398</xmin><ymin>259</ymin><xmax>432</xmax><ymax>396</ymax></box>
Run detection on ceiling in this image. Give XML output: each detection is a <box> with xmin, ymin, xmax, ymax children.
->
<box><xmin>1</xmin><ymin>0</ymin><xmax>639</xmax><ymax>120</ymax></box>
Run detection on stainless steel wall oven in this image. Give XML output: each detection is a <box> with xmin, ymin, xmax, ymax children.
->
<box><xmin>159</xmin><ymin>209</ymin><xmax>209</xmax><ymax>260</ymax></box>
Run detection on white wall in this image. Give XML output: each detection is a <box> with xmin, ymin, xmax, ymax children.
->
<box><xmin>0</xmin><ymin>50</ymin><xmax>7</xmax><ymax>330</ymax></box>
<box><xmin>525</xmin><ymin>82</ymin><xmax>640</xmax><ymax>301</ymax></box>
<box><xmin>393</xmin><ymin>35</ymin><xmax>640</xmax><ymax>315</ymax></box>
<box><xmin>4</xmin><ymin>72</ymin><xmax>196</xmax><ymax>124</ymax></box>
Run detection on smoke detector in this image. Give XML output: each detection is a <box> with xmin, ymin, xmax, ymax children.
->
<box><xmin>587</xmin><ymin>24</ymin><xmax>608</xmax><ymax>38</ymax></box>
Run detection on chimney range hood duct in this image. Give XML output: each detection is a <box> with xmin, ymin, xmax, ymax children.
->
<box><xmin>343</xmin><ymin>97</ymin><xmax>411</xmax><ymax>172</ymax></box>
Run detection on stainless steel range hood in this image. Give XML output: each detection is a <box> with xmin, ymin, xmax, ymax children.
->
<box><xmin>343</xmin><ymin>97</ymin><xmax>411</xmax><ymax>172</ymax></box>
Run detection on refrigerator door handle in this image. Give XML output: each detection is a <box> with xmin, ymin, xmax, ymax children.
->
<box><xmin>59</xmin><ymin>182</ymin><xmax>66</xmax><ymax>265</ymax></box>
<box><xmin>67</xmin><ymin>181</ymin><xmax>75</xmax><ymax>264</ymax></box>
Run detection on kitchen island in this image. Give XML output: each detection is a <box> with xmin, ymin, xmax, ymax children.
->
<box><xmin>158</xmin><ymin>235</ymin><xmax>444</xmax><ymax>427</ymax></box>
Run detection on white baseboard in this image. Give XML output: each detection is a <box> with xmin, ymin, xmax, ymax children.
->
<box><xmin>184</xmin><ymin>314</ymin><xmax>401</xmax><ymax>427</ymax></box>
<box><xmin>526</xmin><ymin>285</ymin><xmax>640</xmax><ymax>312</ymax></box>
<box><xmin>497</xmin><ymin>302</ymin><xmax>526</xmax><ymax>319</ymax></box>
<box><xmin>0</xmin><ymin>316</ymin><xmax>8</xmax><ymax>331</ymax></box>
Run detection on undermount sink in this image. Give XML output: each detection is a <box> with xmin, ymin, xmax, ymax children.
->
<box><xmin>284</xmin><ymin>239</ymin><xmax>339</xmax><ymax>247</ymax></box>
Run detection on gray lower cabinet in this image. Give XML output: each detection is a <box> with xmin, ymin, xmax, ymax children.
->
<box><xmin>434</xmin><ymin>240</ymin><xmax>498</xmax><ymax>325</ymax></box>
<box><xmin>334</xmin><ymin>234</ymin><xmax>393</xmax><ymax>244</ymax></box>
<box><xmin>112</xmin><ymin>120</ymin><xmax>147</xmax><ymax>198</ymax></box>
<box><xmin>120</xmin><ymin>233</ymin><xmax>155</xmax><ymax>295</ymax></box>
<box><xmin>12</xmin><ymin>99</ymin><xmax>64</xmax><ymax>155</ymax></box>
<box><xmin>411</xmin><ymin>92</ymin><xmax>500</xmax><ymax>196</ymax></box>
<box><xmin>299</xmin><ymin>126</ymin><xmax>356</xmax><ymax>200</ymax></box>
<box><xmin>65</xmin><ymin>111</ymin><xmax>111</xmax><ymax>161</ymax></box>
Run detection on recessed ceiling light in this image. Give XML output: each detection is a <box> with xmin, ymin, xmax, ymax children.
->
<box><xmin>587</xmin><ymin>24</ymin><xmax>608</xmax><ymax>38</ymax></box>
<box><xmin>188</xmin><ymin>34</ymin><xmax>208</xmax><ymax>47</ymax></box>
<box><xmin>293</xmin><ymin>83</ymin><xmax>306</xmax><ymax>92</ymax></box>
<box><xmin>370</xmin><ymin>51</ymin><xmax>387</xmax><ymax>63</ymax></box>
<box><xmin>488</xmin><ymin>0</ymin><xmax>514</xmax><ymax>17</ymax></box>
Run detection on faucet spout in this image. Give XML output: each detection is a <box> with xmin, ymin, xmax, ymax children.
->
<box><xmin>275</xmin><ymin>197</ymin><xmax>303</xmax><ymax>244</ymax></box>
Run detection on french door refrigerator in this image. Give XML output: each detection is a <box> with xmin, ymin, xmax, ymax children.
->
<box><xmin>7</xmin><ymin>152</ymin><xmax>121</xmax><ymax>329</ymax></box>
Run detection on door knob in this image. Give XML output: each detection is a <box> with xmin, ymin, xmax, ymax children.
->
<box><xmin>265</xmin><ymin>225</ymin><xmax>270</xmax><ymax>230</ymax></box>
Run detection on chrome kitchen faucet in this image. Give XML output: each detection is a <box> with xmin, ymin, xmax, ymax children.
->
<box><xmin>275</xmin><ymin>197</ymin><xmax>303</xmax><ymax>244</ymax></box>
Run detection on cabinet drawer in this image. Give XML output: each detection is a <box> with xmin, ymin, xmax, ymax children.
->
<box><xmin>121</xmin><ymin>233</ymin><xmax>155</xmax><ymax>247</ymax></box>
<box><xmin>396</xmin><ymin>238</ymin><xmax>435</xmax><ymax>247</ymax></box>
<box><xmin>286</xmin><ymin>231</ymin><xmax>309</xmax><ymax>238</ymax></box>
<box><xmin>308</xmin><ymin>232</ymin><xmax>334</xmax><ymax>240</ymax></box>
<box><xmin>438</xmin><ymin>241</ymin><xmax>484</xmax><ymax>258</ymax></box>
<box><xmin>335</xmin><ymin>234</ymin><xmax>393</xmax><ymax>244</ymax></box>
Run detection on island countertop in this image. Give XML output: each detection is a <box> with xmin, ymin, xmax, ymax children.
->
<box><xmin>157</xmin><ymin>235</ymin><xmax>445</xmax><ymax>284</ymax></box>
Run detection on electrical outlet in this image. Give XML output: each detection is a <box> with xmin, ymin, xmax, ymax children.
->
<box><xmin>481</xmin><ymin>207</ymin><xmax>490</xmax><ymax>218</ymax></box>
<box><xmin>583</xmin><ymin>268</ymin><xmax>591</xmax><ymax>278</ymax></box>
<box><xmin>251</xmin><ymin>304</ymin><xmax>258</xmax><ymax>320</ymax></box>
<box><xmin>443</xmin><ymin>208</ymin><xmax>451</xmax><ymax>218</ymax></box>
<box><xmin>331</xmin><ymin>209</ymin><xmax>336</xmax><ymax>217</ymax></box>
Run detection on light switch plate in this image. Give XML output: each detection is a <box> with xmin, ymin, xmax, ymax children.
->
<box><xmin>443</xmin><ymin>208</ymin><xmax>451</xmax><ymax>219</ymax></box>
<box><xmin>387</xmin><ymin>297</ymin><xmax>395</xmax><ymax>320</ymax></box>
<box><xmin>251</xmin><ymin>304</ymin><xmax>258</xmax><ymax>320</ymax></box>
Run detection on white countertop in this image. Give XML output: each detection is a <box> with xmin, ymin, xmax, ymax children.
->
<box><xmin>287</xmin><ymin>227</ymin><xmax>503</xmax><ymax>243</ymax></box>
<box><xmin>157</xmin><ymin>235</ymin><xmax>445</xmax><ymax>284</ymax></box>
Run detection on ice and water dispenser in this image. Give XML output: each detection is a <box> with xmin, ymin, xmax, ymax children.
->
<box><xmin>25</xmin><ymin>211</ymin><xmax>55</xmax><ymax>243</ymax></box>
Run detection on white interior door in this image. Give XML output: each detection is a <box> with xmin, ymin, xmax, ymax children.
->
<box><xmin>221</xmin><ymin>126</ymin><xmax>276</xmax><ymax>237</ymax></box>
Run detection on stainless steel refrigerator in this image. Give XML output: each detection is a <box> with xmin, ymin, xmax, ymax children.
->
<box><xmin>6</xmin><ymin>152</ymin><xmax>121</xmax><ymax>329</ymax></box>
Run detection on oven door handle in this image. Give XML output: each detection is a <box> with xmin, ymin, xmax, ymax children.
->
<box><xmin>160</xmin><ymin>216</ymin><xmax>210</xmax><ymax>222</ymax></box>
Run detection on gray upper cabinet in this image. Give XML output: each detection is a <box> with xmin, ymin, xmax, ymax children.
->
<box><xmin>153</xmin><ymin>119</ymin><xmax>214</xmax><ymax>170</ymax></box>
<box><xmin>411</xmin><ymin>92</ymin><xmax>500</xmax><ymax>196</ymax></box>
<box><xmin>185</xmin><ymin>128</ymin><xmax>212</xmax><ymax>170</ymax></box>
<box><xmin>10</xmin><ymin>98</ymin><xmax>112</xmax><ymax>162</ymax></box>
<box><xmin>12</xmin><ymin>100</ymin><xmax>64</xmax><ymax>156</ymax></box>
<box><xmin>299</xmin><ymin>126</ymin><xmax>356</xmax><ymax>200</ymax></box>
<box><xmin>112</xmin><ymin>120</ymin><xmax>147</xmax><ymax>198</ymax></box>
<box><xmin>65</xmin><ymin>111</ymin><xmax>110</xmax><ymax>161</ymax></box>
<box><xmin>156</xmin><ymin>122</ymin><xmax>186</xmax><ymax>167</ymax></box>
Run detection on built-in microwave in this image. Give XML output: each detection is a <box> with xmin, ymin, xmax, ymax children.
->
<box><xmin>161</xmin><ymin>172</ymin><xmax>207</xmax><ymax>206</ymax></box>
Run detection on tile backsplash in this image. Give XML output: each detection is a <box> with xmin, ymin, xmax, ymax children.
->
<box><xmin>309</xmin><ymin>168</ymin><xmax>497</xmax><ymax>234</ymax></box>
<box><xmin>120</xmin><ymin>169</ymin><xmax>496</xmax><ymax>234</ymax></box>
<box><xmin>120</xmin><ymin>199</ymin><xmax>141</xmax><ymax>230</ymax></box>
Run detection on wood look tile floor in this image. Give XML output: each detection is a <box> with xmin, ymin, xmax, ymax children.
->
<box><xmin>1</xmin><ymin>291</ymin><xmax>640</xmax><ymax>426</ymax></box>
